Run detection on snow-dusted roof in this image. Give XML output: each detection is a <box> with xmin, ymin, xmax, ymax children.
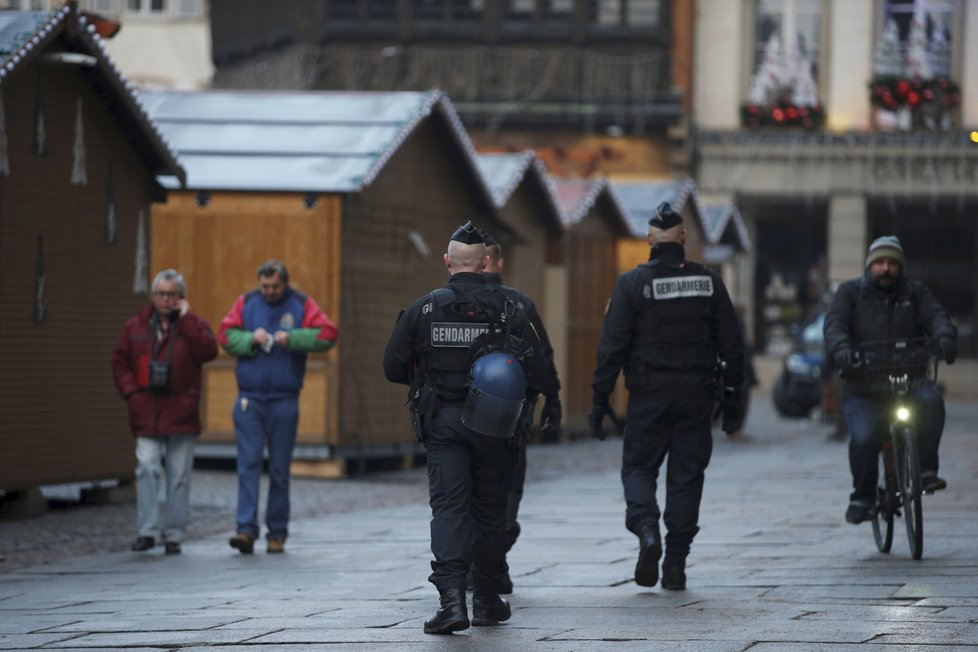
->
<box><xmin>476</xmin><ymin>151</ymin><xmax>563</xmax><ymax>231</ymax></box>
<box><xmin>610</xmin><ymin>178</ymin><xmax>706</xmax><ymax>238</ymax></box>
<box><xmin>702</xmin><ymin>202</ymin><xmax>751</xmax><ymax>251</ymax></box>
<box><xmin>141</xmin><ymin>88</ymin><xmax>494</xmax><ymax>204</ymax></box>
<box><xmin>0</xmin><ymin>7</ymin><xmax>184</xmax><ymax>184</ymax></box>
<box><xmin>553</xmin><ymin>177</ymin><xmax>630</xmax><ymax>235</ymax></box>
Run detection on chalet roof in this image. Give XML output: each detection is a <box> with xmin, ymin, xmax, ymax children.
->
<box><xmin>139</xmin><ymin>88</ymin><xmax>496</xmax><ymax>209</ymax></box>
<box><xmin>610</xmin><ymin>178</ymin><xmax>709</xmax><ymax>239</ymax></box>
<box><xmin>476</xmin><ymin>151</ymin><xmax>563</xmax><ymax>232</ymax></box>
<box><xmin>702</xmin><ymin>201</ymin><xmax>751</xmax><ymax>251</ymax></box>
<box><xmin>552</xmin><ymin>177</ymin><xmax>630</xmax><ymax>235</ymax></box>
<box><xmin>0</xmin><ymin>7</ymin><xmax>185</xmax><ymax>185</ymax></box>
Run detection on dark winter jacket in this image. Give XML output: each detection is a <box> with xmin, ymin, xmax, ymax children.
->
<box><xmin>112</xmin><ymin>305</ymin><xmax>218</xmax><ymax>437</ymax></box>
<box><xmin>823</xmin><ymin>271</ymin><xmax>956</xmax><ymax>392</ymax></box>
<box><xmin>592</xmin><ymin>242</ymin><xmax>744</xmax><ymax>399</ymax></box>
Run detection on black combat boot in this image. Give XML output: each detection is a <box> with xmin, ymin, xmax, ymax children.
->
<box><xmin>661</xmin><ymin>555</ymin><xmax>686</xmax><ymax>591</ymax></box>
<box><xmin>499</xmin><ymin>569</ymin><xmax>513</xmax><ymax>595</ymax></box>
<box><xmin>471</xmin><ymin>593</ymin><xmax>511</xmax><ymax>626</ymax></box>
<box><xmin>634</xmin><ymin>523</ymin><xmax>662</xmax><ymax>587</ymax></box>
<box><xmin>423</xmin><ymin>587</ymin><xmax>469</xmax><ymax>634</ymax></box>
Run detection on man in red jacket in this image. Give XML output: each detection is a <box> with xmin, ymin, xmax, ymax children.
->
<box><xmin>112</xmin><ymin>269</ymin><xmax>218</xmax><ymax>555</ymax></box>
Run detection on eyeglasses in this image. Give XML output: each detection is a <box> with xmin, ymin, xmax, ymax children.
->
<box><xmin>153</xmin><ymin>291</ymin><xmax>181</xmax><ymax>299</ymax></box>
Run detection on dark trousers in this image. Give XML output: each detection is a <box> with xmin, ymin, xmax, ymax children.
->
<box><xmin>621</xmin><ymin>394</ymin><xmax>714</xmax><ymax>559</ymax></box>
<box><xmin>424</xmin><ymin>406</ymin><xmax>515</xmax><ymax>593</ymax></box>
<box><xmin>842</xmin><ymin>386</ymin><xmax>945</xmax><ymax>502</ymax></box>
<box><xmin>504</xmin><ymin>440</ymin><xmax>527</xmax><ymax>552</ymax></box>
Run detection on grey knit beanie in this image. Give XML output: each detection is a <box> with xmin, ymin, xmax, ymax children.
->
<box><xmin>866</xmin><ymin>235</ymin><xmax>905</xmax><ymax>268</ymax></box>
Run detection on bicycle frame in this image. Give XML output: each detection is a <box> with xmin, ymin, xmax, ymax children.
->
<box><xmin>857</xmin><ymin>339</ymin><xmax>937</xmax><ymax>560</ymax></box>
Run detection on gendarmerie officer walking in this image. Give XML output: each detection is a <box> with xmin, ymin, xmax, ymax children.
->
<box><xmin>383</xmin><ymin>221</ymin><xmax>546</xmax><ymax>634</ymax></box>
<box><xmin>481</xmin><ymin>228</ymin><xmax>562</xmax><ymax>594</ymax></box>
<box><xmin>589</xmin><ymin>202</ymin><xmax>744</xmax><ymax>591</ymax></box>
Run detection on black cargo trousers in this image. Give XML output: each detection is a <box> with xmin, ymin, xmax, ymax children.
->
<box><xmin>424</xmin><ymin>404</ymin><xmax>516</xmax><ymax>593</ymax></box>
<box><xmin>621</xmin><ymin>391</ymin><xmax>714</xmax><ymax>559</ymax></box>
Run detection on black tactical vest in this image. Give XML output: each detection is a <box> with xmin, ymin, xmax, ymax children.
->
<box><xmin>419</xmin><ymin>285</ymin><xmax>510</xmax><ymax>399</ymax></box>
<box><xmin>626</xmin><ymin>259</ymin><xmax>719</xmax><ymax>388</ymax></box>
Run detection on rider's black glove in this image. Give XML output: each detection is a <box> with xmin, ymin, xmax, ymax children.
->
<box><xmin>720</xmin><ymin>387</ymin><xmax>743</xmax><ymax>434</ymax></box>
<box><xmin>588</xmin><ymin>394</ymin><xmax>610</xmax><ymax>441</ymax></box>
<box><xmin>938</xmin><ymin>337</ymin><xmax>957</xmax><ymax>365</ymax></box>
<box><xmin>833</xmin><ymin>347</ymin><xmax>853</xmax><ymax>371</ymax></box>
<box><xmin>539</xmin><ymin>395</ymin><xmax>562</xmax><ymax>434</ymax></box>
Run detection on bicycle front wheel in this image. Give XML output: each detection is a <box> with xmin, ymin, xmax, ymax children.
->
<box><xmin>871</xmin><ymin>447</ymin><xmax>894</xmax><ymax>553</ymax></box>
<box><xmin>898</xmin><ymin>428</ymin><xmax>924</xmax><ymax>559</ymax></box>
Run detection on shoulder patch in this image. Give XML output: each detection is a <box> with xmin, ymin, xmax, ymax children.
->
<box><xmin>652</xmin><ymin>275</ymin><xmax>714</xmax><ymax>300</ymax></box>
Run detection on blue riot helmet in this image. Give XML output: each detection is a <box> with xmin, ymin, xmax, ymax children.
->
<box><xmin>462</xmin><ymin>351</ymin><xmax>527</xmax><ymax>437</ymax></box>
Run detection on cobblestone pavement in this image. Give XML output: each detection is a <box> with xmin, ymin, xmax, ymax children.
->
<box><xmin>0</xmin><ymin>421</ymin><xmax>624</xmax><ymax>573</ymax></box>
<box><xmin>3</xmin><ymin>391</ymin><xmax>976</xmax><ymax>576</ymax></box>
<box><xmin>3</xmin><ymin>392</ymin><xmax>978</xmax><ymax>649</ymax></box>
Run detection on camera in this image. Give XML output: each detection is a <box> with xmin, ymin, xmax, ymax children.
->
<box><xmin>147</xmin><ymin>360</ymin><xmax>172</xmax><ymax>393</ymax></box>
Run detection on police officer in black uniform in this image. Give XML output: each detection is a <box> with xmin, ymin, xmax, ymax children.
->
<box><xmin>589</xmin><ymin>202</ymin><xmax>744</xmax><ymax>591</ymax></box>
<box><xmin>383</xmin><ymin>221</ymin><xmax>545</xmax><ymax>634</ymax></box>
<box><xmin>480</xmin><ymin>229</ymin><xmax>562</xmax><ymax>594</ymax></box>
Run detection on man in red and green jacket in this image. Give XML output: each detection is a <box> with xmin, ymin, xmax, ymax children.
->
<box><xmin>219</xmin><ymin>259</ymin><xmax>338</xmax><ymax>554</ymax></box>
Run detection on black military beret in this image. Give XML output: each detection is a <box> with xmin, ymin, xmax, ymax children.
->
<box><xmin>477</xmin><ymin>228</ymin><xmax>499</xmax><ymax>247</ymax></box>
<box><xmin>649</xmin><ymin>202</ymin><xmax>683</xmax><ymax>229</ymax></box>
<box><xmin>451</xmin><ymin>220</ymin><xmax>485</xmax><ymax>245</ymax></box>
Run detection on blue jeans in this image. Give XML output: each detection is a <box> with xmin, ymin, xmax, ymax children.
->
<box><xmin>232</xmin><ymin>395</ymin><xmax>299</xmax><ymax>541</ymax></box>
<box><xmin>842</xmin><ymin>386</ymin><xmax>944</xmax><ymax>503</ymax></box>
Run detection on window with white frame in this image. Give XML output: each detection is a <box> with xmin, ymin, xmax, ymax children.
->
<box><xmin>589</xmin><ymin>0</ymin><xmax>661</xmax><ymax>27</ymax></box>
<box><xmin>875</xmin><ymin>0</ymin><xmax>957</xmax><ymax>78</ymax></box>
<box><xmin>127</xmin><ymin>0</ymin><xmax>166</xmax><ymax>13</ymax></box>
<box><xmin>90</xmin><ymin>0</ymin><xmax>117</xmax><ymax>14</ymax></box>
<box><xmin>742</xmin><ymin>0</ymin><xmax>823</xmax><ymax>126</ymax></box>
<box><xmin>0</xmin><ymin>0</ymin><xmax>51</xmax><ymax>9</ymax></box>
<box><xmin>870</xmin><ymin>0</ymin><xmax>961</xmax><ymax>130</ymax></box>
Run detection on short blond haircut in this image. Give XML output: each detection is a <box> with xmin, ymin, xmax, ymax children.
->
<box><xmin>648</xmin><ymin>223</ymin><xmax>685</xmax><ymax>244</ymax></box>
<box><xmin>447</xmin><ymin>240</ymin><xmax>487</xmax><ymax>272</ymax></box>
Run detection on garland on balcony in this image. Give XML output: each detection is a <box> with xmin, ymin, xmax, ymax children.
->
<box><xmin>868</xmin><ymin>76</ymin><xmax>960</xmax><ymax>112</ymax></box>
<box><xmin>741</xmin><ymin>98</ymin><xmax>825</xmax><ymax>129</ymax></box>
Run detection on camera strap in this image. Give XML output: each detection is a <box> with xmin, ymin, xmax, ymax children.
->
<box><xmin>151</xmin><ymin>312</ymin><xmax>177</xmax><ymax>361</ymax></box>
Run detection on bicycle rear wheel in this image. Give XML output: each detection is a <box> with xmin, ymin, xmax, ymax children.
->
<box><xmin>871</xmin><ymin>447</ymin><xmax>894</xmax><ymax>553</ymax></box>
<box><xmin>898</xmin><ymin>428</ymin><xmax>924</xmax><ymax>559</ymax></box>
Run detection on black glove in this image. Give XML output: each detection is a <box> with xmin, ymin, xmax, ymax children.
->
<box><xmin>721</xmin><ymin>389</ymin><xmax>744</xmax><ymax>434</ymax></box>
<box><xmin>938</xmin><ymin>337</ymin><xmax>957</xmax><ymax>365</ymax></box>
<box><xmin>588</xmin><ymin>395</ymin><xmax>610</xmax><ymax>441</ymax></box>
<box><xmin>539</xmin><ymin>396</ymin><xmax>562</xmax><ymax>434</ymax></box>
<box><xmin>833</xmin><ymin>347</ymin><xmax>853</xmax><ymax>371</ymax></box>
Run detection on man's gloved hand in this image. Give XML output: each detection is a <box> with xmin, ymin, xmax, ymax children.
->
<box><xmin>539</xmin><ymin>395</ymin><xmax>562</xmax><ymax>434</ymax></box>
<box><xmin>938</xmin><ymin>337</ymin><xmax>957</xmax><ymax>365</ymax></box>
<box><xmin>833</xmin><ymin>347</ymin><xmax>853</xmax><ymax>371</ymax></box>
<box><xmin>588</xmin><ymin>394</ymin><xmax>610</xmax><ymax>441</ymax></box>
<box><xmin>720</xmin><ymin>388</ymin><xmax>744</xmax><ymax>435</ymax></box>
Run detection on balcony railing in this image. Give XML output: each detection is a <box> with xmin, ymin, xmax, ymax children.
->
<box><xmin>316</xmin><ymin>45</ymin><xmax>679</xmax><ymax>131</ymax></box>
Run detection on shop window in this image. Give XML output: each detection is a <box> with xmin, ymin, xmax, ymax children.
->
<box><xmin>870</xmin><ymin>0</ymin><xmax>961</xmax><ymax>131</ymax></box>
<box><xmin>743</xmin><ymin>0</ymin><xmax>823</xmax><ymax>128</ymax></box>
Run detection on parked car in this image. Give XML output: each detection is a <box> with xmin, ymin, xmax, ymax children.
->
<box><xmin>772</xmin><ymin>313</ymin><xmax>825</xmax><ymax>418</ymax></box>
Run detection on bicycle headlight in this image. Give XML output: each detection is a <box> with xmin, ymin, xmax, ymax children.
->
<box><xmin>896</xmin><ymin>406</ymin><xmax>911</xmax><ymax>422</ymax></box>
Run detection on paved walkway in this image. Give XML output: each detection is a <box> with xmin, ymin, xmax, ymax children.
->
<box><xmin>2</xmin><ymin>396</ymin><xmax>978</xmax><ymax>650</ymax></box>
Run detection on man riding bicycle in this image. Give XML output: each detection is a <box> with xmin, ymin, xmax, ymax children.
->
<box><xmin>824</xmin><ymin>236</ymin><xmax>957</xmax><ymax>525</ymax></box>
